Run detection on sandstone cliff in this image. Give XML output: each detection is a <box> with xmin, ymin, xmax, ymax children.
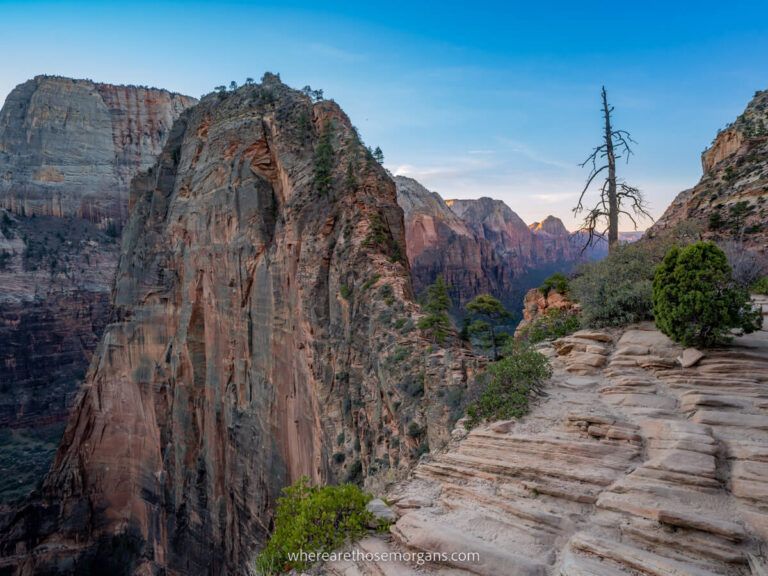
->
<box><xmin>321</xmin><ymin>306</ymin><xmax>768</xmax><ymax>575</ymax></box>
<box><xmin>396</xmin><ymin>176</ymin><xmax>516</xmax><ymax>310</ymax></box>
<box><xmin>0</xmin><ymin>75</ymin><xmax>476</xmax><ymax>575</ymax></box>
<box><xmin>396</xmin><ymin>183</ymin><xmax>583</xmax><ymax>314</ymax></box>
<box><xmin>0</xmin><ymin>77</ymin><xmax>195</xmax><ymax>505</ymax></box>
<box><xmin>0</xmin><ymin>75</ymin><xmax>197</xmax><ymax>224</ymax></box>
<box><xmin>647</xmin><ymin>89</ymin><xmax>768</xmax><ymax>254</ymax></box>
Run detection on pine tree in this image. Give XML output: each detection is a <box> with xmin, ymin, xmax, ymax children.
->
<box><xmin>417</xmin><ymin>277</ymin><xmax>452</xmax><ymax>343</ymax></box>
<box><xmin>465</xmin><ymin>294</ymin><xmax>510</xmax><ymax>360</ymax></box>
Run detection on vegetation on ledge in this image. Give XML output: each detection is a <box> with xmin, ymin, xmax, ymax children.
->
<box><xmin>465</xmin><ymin>341</ymin><xmax>551</xmax><ymax>429</ymax></box>
<box><xmin>653</xmin><ymin>241</ymin><xmax>762</xmax><ymax>347</ymax></box>
<box><xmin>255</xmin><ymin>477</ymin><xmax>382</xmax><ymax>575</ymax></box>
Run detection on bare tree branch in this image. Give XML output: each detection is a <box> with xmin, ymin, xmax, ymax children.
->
<box><xmin>573</xmin><ymin>86</ymin><xmax>651</xmax><ymax>252</ymax></box>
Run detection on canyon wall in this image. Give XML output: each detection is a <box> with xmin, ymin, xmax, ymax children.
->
<box><xmin>396</xmin><ymin>176</ymin><xmax>516</xmax><ymax>310</ymax></box>
<box><xmin>397</xmin><ymin>178</ymin><xmax>584</xmax><ymax>314</ymax></box>
<box><xmin>0</xmin><ymin>76</ymin><xmax>197</xmax><ymax>223</ymax></box>
<box><xmin>0</xmin><ymin>76</ymin><xmax>476</xmax><ymax>575</ymax></box>
<box><xmin>0</xmin><ymin>77</ymin><xmax>195</xmax><ymax>505</ymax></box>
<box><xmin>647</xmin><ymin>88</ymin><xmax>768</xmax><ymax>254</ymax></box>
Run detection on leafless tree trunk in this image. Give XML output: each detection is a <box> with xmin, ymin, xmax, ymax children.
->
<box><xmin>575</xmin><ymin>86</ymin><xmax>651</xmax><ymax>252</ymax></box>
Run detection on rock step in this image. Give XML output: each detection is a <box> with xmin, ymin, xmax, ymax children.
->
<box><xmin>568</xmin><ymin>532</ymin><xmax>732</xmax><ymax>576</ymax></box>
<box><xmin>458</xmin><ymin>436</ymin><xmax>640</xmax><ymax>468</ymax></box>
<box><xmin>392</xmin><ymin>512</ymin><xmax>550</xmax><ymax>576</ymax></box>
<box><xmin>623</xmin><ymin>516</ymin><xmax>748</xmax><ymax>564</ymax></box>
<box><xmin>597</xmin><ymin>490</ymin><xmax>748</xmax><ymax>541</ymax></box>
<box><xmin>435</xmin><ymin>449</ymin><xmax>629</xmax><ymax>487</ymax></box>
<box><xmin>439</xmin><ymin>484</ymin><xmax>565</xmax><ymax>533</ymax></box>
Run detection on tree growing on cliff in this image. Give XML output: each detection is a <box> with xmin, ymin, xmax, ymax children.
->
<box><xmin>301</xmin><ymin>85</ymin><xmax>324</xmax><ymax>102</ymax></box>
<box><xmin>653</xmin><ymin>241</ymin><xmax>762</xmax><ymax>347</ymax></box>
<box><xmin>465</xmin><ymin>294</ymin><xmax>511</xmax><ymax>360</ymax></box>
<box><xmin>229</xmin><ymin>81</ymin><xmax>238</xmax><ymax>91</ymax></box>
<box><xmin>417</xmin><ymin>277</ymin><xmax>453</xmax><ymax>343</ymax></box>
<box><xmin>373</xmin><ymin>146</ymin><xmax>384</xmax><ymax>164</ymax></box>
<box><xmin>574</xmin><ymin>86</ymin><xmax>650</xmax><ymax>252</ymax></box>
<box><xmin>314</xmin><ymin>121</ymin><xmax>335</xmax><ymax>195</ymax></box>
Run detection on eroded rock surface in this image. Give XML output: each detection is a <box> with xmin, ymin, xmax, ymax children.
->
<box><xmin>0</xmin><ymin>77</ymin><xmax>195</xmax><ymax>505</ymax></box>
<box><xmin>326</xmin><ymin>318</ymin><xmax>768</xmax><ymax>575</ymax></box>
<box><xmin>396</xmin><ymin>176</ymin><xmax>517</xmax><ymax>310</ymax></box>
<box><xmin>647</xmin><ymin>88</ymin><xmax>768</xmax><ymax>254</ymax></box>
<box><xmin>397</xmin><ymin>179</ymin><xmax>589</xmax><ymax>312</ymax></box>
<box><xmin>0</xmin><ymin>75</ymin><xmax>197</xmax><ymax>223</ymax></box>
<box><xmin>0</xmin><ymin>76</ymin><xmax>478</xmax><ymax>575</ymax></box>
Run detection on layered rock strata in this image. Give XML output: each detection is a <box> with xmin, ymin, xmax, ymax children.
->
<box><xmin>324</xmin><ymin>315</ymin><xmax>768</xmax><ymax>575</ymax></box>
<box><xmin>647</xmin><ymin>88</ymin><xmax>768</xmax><ymax>254</ymax></box>
<box><xmin>396</xmin><ymin>176</ymin><xmax>516</xmax><ymax>310</ymax></box>
<box><xmin>396</xmin><ymin>179</ymin><xmax>583</xmax><ymax>313</ymax></box>
<box><xmin>0</xmin><ymin>76</ymin><xmax>476</xmax><ymax>575</ymax></box>
<box><xmin>0</xmin><ymin>75</ymin><xmax>197</xmax><ymax>223</ymax></box>
<box><xmin>0</xmin><ymin>77</ymin><xmax>195</xmax><ymax>504</ymax></box>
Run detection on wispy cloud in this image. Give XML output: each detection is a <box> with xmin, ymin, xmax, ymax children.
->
<box><xmin>305</xmin><ymin>43</ymin><xmax>367</xmax><ymax>62</ymax></box>
<box><xmin>467</xmin><ymin>149</ymin><xmax>495</xmax><ymax>155</ymax></box>
<box><xmin>496</xmin><ymin>137</ymin><xmax>573</xmax><ymax>170</ymax></box>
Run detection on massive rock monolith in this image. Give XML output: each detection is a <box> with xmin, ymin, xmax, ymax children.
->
<box><xmin>0</xmin><ymin>75</ymin><xmax>475</xmax><ymax>575</ymax></box>
<box><xmin>0</xmin><ymin>77</ymin><xmax>196</xmax><ymax>504</ymax></box>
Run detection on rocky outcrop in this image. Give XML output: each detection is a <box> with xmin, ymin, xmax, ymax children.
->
<box><xmin>396</xmin><ymin>177</ymin><xmax>516</xmax><ymax>310</ymax></box>
<box><xmin>447</xmin><ymin>197</ymin><xmax>538</xmax><ymax>267</ymax></box>
<box><xmin>0</xmin><ymin>78</ymin><xmax>194</xmax><ymax>505</ymax></box>
<box><xmin>0</xmin><ymin>75</ymin><xmax>197</xmax><ymax>224</ymax></box>
<box><xmin>515</xmin><ymin>287</ymin><xmax>577</xmax><ymax>336</ymax></box>
<box><xmin>397</xmin><ymin>183</ymin><xmax>586</xmax><ymax>313</ymax></box>
<box><xmin>647</xmin><ymin>89</ymin><xmax>768</xmax><ymax>254</ymax></box>
<box><xmin>324</xmin><ymin>315</ymin><xmax>768</xmax><ymax>575</ymax></box>
<box><xmin>0</xmin><ymin>76</ymin><xmax>477</xmax><ymax>575</ymax></box>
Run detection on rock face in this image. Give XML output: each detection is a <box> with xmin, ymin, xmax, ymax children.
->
<box><xmin>448</xmin><ymin>198</ymin><xmax>580</xmax><ymax>273</ymax></box>
<box><xmin>396</xmin><ymin>181</ymin><xmax>585</xmax><ymax>313</ymax></box>
<box><xmin>0</xmin><ymin>76</ymin><xmax>476</xmax><ymax>575</ymax></box>
<box><xmin>396</xmin><ymin>177</ymin><xmax>516</xmax><ymax>310</ymax></box>
<box><xmin>647</xmin><ymin>89</ymin><xmax>768</xmax><ymax>254</ymax></box>
<box><xmin>324</xmin><ymin>317</ymin><xmax>768</xmax><ymax>575</ymax></box>
<box><xmin>515</xmin><ymin>287</ymin><xmax>577</xmax><ymax>337</ymax></box>
<box><xmin>0</xmin><ymin>75</ymin><xmax>197</xmax><ymax>223</ymax></box>
<box><xmin>0</xmin><ymin>78</ymin><xmax>195</xmax><ymax>505</ymax></box>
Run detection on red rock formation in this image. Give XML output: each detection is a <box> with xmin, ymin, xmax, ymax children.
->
<box><xmin>514</xmin><ymin>286</ymin><xmax>578</xmax><ymax>337</ymax></box>
<box><xmin>396</xmin><ymin>185</ymin><xmax>585</xmax><ymax>314</ymax></box>
<box><xmin>647</xmin><ymin>89</ymin><xmax>768</xmax><ymax>254</ymax></box>
<box><xmin>530</xmin><ymin>215</ymin><xmax>575</xmax><ymax>263</ymax></box>
<box><xmin>0</xmin><ymin>76</ymin><xmax>476</xmax><ymax>575</ymax></box>
<box><xmin>396</xmin><ymin>177</ymin><xmax>516</xmax><ymax>309</ymax></box>
<box><xmin>0</xmin><ymin>77</ymin><xmax>195</xmax><ymax>506</ymax></box>
<box><xmin>447</xmin><ymin>197</ymin><xmax>535</xmax><ymax>268</ymax></box>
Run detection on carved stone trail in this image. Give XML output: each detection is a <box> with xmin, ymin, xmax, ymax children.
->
<box><xmin>326</xmin><ymin>312</ymin><xmax>768</xmax><ymax>575</ymax></box>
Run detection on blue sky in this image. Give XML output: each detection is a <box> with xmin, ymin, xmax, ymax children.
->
<box><xmin>1</xmin><ymin>1</ymin><xmax>767</xmax><ymax>229</ymax></box>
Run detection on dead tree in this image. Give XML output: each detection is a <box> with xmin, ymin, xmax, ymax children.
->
<box><xmin>574</xmin><ymin>86</ymin><xmax>651</xmax><ymax>252</ymax></box>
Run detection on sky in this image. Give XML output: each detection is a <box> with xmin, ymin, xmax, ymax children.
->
<box><xmin>1</xmin><ymin>0</ymin><xmax>767</xmax><ymax>230</ymax></box>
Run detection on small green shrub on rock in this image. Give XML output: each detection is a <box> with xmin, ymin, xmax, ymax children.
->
<box><xmin>751</xmin><ymin>276</ymin><xmax>768</xmax><ymax>295</ymax></box>
<box><xmin>517</xmin><ymin>308</ymin><xmax>580</xmax><ymax>344</ymax></box>
<box><xmin>255</xmin><ymin>477</ymin><xmax>374</xmax><ymax>575</ymax></box>
<box><xmin>539</xmin><ymin>273</ymin><xmax>570</xmax><ymax>296</ymax></box>
<box><xmin>652</xmin><ymin>241</ymin><xmax>762</xmax><ymax>347</ymax></box>
<box><xmin>572</xmin><ymin>240</ymin><xmax>671</xmax><ymax>328</ymax></box>
<box><xmin>465</xmin><ymin>342</ymin><xmax>551</xmax><ymax>428</ymax></box>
